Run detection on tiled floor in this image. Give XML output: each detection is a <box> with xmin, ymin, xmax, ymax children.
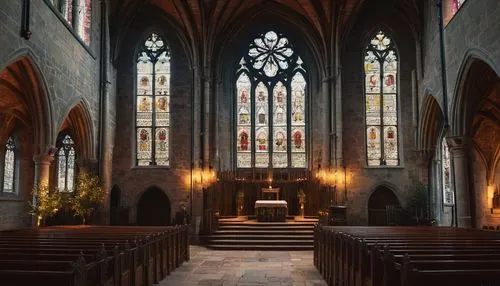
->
<box><xmin>157</xmin><ymin>246</ymin><xmax>328</xmax><ymax>286</ymax></box>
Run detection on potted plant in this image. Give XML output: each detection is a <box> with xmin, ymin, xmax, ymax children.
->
<box><xmin>70</xmin><ymin>170</ymin><xmax>106</xmax><ymax>224</ymax></box>
<box><xmin>29</xmin><ymin>184</ymin><xmax>63</xmax><ymax>227</ymax></box>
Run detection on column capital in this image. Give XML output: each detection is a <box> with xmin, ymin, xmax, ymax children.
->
<box><xmin>446</xmin><ymin>136</ymin><xmax>470</xmax><ymax>156</ymax></box>
<box><xmin>33</xmin><ymin>146</ymin><xmax>56</xmax><ymax>165</ymax></box>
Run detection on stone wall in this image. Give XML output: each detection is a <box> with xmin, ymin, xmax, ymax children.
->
<box><xmin>0</xmin><ymin>1</ymin><xmax>101</xmax><ymax>230</ymax></box>
<box><xmin>341</xmin><ymin>0</ymin><xmax>420</xmax><ymax>225</ymax></box>
<box><xmin>111</xmin><ymin>7</ymin><xmax>193</xmax><ymax>224</ymax></box>
<box><xmin>420</xmin><ymin>0</ymin><xmax>500</xmax><ymax>226</ymax></box>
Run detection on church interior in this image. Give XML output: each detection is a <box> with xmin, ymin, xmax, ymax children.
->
<box><xmin>0</xmin><ymin>0</ymin><xmax>499</xmax><ymax>285</ymax></box>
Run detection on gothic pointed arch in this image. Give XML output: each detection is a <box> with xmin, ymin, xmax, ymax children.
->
<box><xmin>451</xmin><ymin>51</ymin><xmax>500</xmax><ymax>137</ymax></box>
<box><xmin>364</xmin><ymin>30</ymin><xmax>400</xmax><ymax>166</ymax></box>
<box><xmin>235</xmin><ymin>30</ymin><xmax>308</xmax><ymax>168</ymax></box>
<box><xmin>58</xmin><ymin>100</ymin><xmax>95</xmax><ymax>163</ymax></box>
<box><xmin>135</xmin><ymin>31</ymin><xmax>172</xmax><ymax>166</ymax></box>
<box><xmin>418</xmin><ymin>93</ymin><xmax>444</xmax><ymax>152</ymax></box>
<box><xmin>0</xmin><ymin>53</ymin><xmax>54</xmax><ymax>151</ymax></box>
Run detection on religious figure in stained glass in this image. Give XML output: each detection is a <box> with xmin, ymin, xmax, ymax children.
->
<box><xmin>2</xmin><ymin>137</ymin><xmax>16</xmax><ymax>193</ymax></box>
<box><xmin>136</xmin><ymin>32</ymin><xmax>171</xmax><ymax>166</ymax></box>
<box><xmin>235</xmin><ymin>30</ymin><xmax>306</xmax><ymax>168</ymax></box>
<box><xmin>364</xmin><ymin>31</ymin><xmax>399</xmax><ymax>166</ymax></box>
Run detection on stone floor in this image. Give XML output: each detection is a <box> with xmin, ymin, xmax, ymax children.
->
<box><xmin>157</xmin><ymin>246</ymin><xmax>328</xmax><ymax>286</ymax></box>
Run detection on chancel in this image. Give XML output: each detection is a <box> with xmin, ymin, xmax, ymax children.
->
<box><xmin>0</xmin><ymin>0</ymin><xmax>499</xmax><ymax>285</ymax></box>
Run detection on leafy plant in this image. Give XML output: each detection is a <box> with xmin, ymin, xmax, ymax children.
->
<box><xmin>405</xmin><ymin>177</ymin><xmax>430</xmax><ymax>225</ymax></box>
<box><xmin>29</xmin><ymin>184</ymin><xmax>63</xmax><ymax>227</ymax></box>
<box><xmin>70</xmin><ymin>170</ymin><xmax>106</xmax><ymax>224</ymax></box>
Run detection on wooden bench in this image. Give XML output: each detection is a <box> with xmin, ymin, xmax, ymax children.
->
<box><xmin>0</xmin><ymin>225</ymin><xmax>190</xmax><ymax>286</ymax></box>
<box><xmin>314</xmin><ymin>226</ymin><xmax>500</xmax><ymax>286</ymax></box>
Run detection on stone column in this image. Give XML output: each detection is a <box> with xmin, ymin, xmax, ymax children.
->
<box><xmin>33</xmin><ymin>151</ymin><xmax>55</xmax><ymax>187</ymax></box>
<box><xmin>447</xmin><ymin>136</ymin><xmax>471</xmax><ymax>228</ymax></box>
<box><xmin>0</xmin><ymin>148</ymin><xmax>5</xmax><ymax>189</ymax></box>
<box><xmin>32</xmin><ymin>149</ymin><xmax>55</xmax><ymax>227</ymax></box>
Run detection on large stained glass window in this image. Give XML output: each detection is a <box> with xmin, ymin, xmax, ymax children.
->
<box><xmin>2</xmin><ymin>137</ymin><xmax>16</xmax><ymax>193</ymax></box>
<box><xmin>57</xmin><ymin>135</ymin><xmax>76</xmax><ymax>192</ymax></box>
<box><xmin>236</xmin><ymin>30</ymin><xmax>307</xmax><ymax>168</ymax></box>
<box><xmin>441</xmin><ymin>138</ymin><xmax>454</xmax><ymax>205</ymax></box>
<box><xmin>136</xmin><ymin>32</ymin><xmax>171</xmax><ymax>166</ymax></box>
<box><xmin>364</xmin><ymin>31</ymin><xmax>399</xmax><ymax>166</ymax></box>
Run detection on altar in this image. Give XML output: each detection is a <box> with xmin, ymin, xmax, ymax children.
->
<box><xmin>255</xmin><ymin>200</ymin><xmax>288</xmax><ymax>222</ymax></box>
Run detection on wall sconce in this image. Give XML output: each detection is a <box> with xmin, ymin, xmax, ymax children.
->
<box><xmin>316</xmin><ymin>166</ymin><xmax>338</xmax><ymax>187</ymax></box>
<box><xmin>192</xmin><ymin>166</ymin><xmax>217</xmax><ymax>189</ymax></box>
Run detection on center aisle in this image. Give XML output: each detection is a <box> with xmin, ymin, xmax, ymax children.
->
<box><xmin>158</xmin><ymin>246</ymin><xmax>328</xmax><ymax>286</ymax></box>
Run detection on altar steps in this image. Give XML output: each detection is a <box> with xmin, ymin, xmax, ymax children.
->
<box><xmin>204</xmin><ymin>217</ymin><xmax>317</xmax><ymax>250</ymax></box>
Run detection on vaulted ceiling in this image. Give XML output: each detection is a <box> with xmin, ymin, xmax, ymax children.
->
<box><xmin>110</xmin><ymin>0</ymin><xmax>421</xmax><ymax>72</ymax></box>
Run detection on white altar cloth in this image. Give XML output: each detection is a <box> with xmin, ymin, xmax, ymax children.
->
<box><xmin>255</xmin><ymin>200</ymin><xmax>288</xmax><ymax>208</ymax></box>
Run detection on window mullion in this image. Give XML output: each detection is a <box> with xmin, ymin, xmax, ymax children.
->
<box><xmin>286</xmin><ymin>80</ymin><xmax>292</xmax><ymax>168</ymax></box>
<box><xmin>65</xmin><ymin>151</ymin><xmax>69</xmax><ymax>191</ymax></box>
<box><xmin>268</xmin><ymin>83</ymin><xmax>273</xmax><ymax>168</ymax></box>
<box><xmin>151</xmin><ymin>61</ymin><xmax>157</xmax><ymax>165</ymax></box>
<box><xmin>251</xmin><ymin>82</ymin><xmax>256</xmax><ymax>168</ymax></box>
<box><xmin>379</xmin><ymin>55</ymin><xmax>385</xmax><ymax>165</ymax></box>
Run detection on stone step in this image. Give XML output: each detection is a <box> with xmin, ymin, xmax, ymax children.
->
<box><xmin>208</xmin><ymin>239</ymin><xmax>313</xmax><ymax>245</ymax></box>
<box><xmin>205</xmin><ymin>244</ymin><xmax>313</xmax><ymax>251</ymax></box>
<box><xmin>205</xmin><ymin>218</ymin><xmax>316</xmax><ymax>251</ymax></box>
<box><xmin>206</xmin><ymin>235</ymin><xmax>313</xmax><ymax>240</ymax></box>
<box><xmin>219</xmin><ymin>222</ymin><xmax>316</xmax><ymax>227</ymax></box>
<box><xmin>214</xmin><ymin>230</ymin><xmax>314</xmax><ymax>235</ymax></box>
<box><xmin>218</xmin><ymin>226</ymin><xmax>315</xmax><ymax>231</ymax></box>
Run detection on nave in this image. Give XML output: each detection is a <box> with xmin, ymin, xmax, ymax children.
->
<box><xmin>160</xmin><ymin>246</ymin><xmax>327</xmax><ymax>286</ymax></box>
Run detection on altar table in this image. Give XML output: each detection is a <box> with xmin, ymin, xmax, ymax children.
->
<box><xmin>255</xmin><ymin>200</ymin><xmax>288</xmax><ymax>222</ymax></box>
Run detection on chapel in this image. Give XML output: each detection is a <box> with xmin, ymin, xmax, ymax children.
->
<box><xmin>0</xmin><ymin>0</ymin><xmax>499</xmax><ymax>284</ymax></box>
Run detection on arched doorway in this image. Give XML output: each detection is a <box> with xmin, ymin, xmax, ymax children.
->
<box><xmin>452</xmin><ymin>57</ymin><xmax>500</xmax><ymax>228</ymax></box>
<box><xmin>137</xmin><ymin>187</ymin><xmax>171</xmax><ymax>226</ymax></box>
<box><xmin>368</xmin><ymin>186</ymin><xmax>401</xmax><ymax>226</ymax></box>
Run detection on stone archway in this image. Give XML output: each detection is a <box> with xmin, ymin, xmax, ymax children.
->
<box><xmin>368</xmin><ymin>186</ymin><xmax>401</xmax><ymax>226</ymax></box>
<box><xmin>137</xmin><ymin>187</ymin><xmax>171</xmax><ymax>226</ymax></box>
<box><xmin>450</xmin><ymin>56</ymin><xmax>500</xmax><ymax>228</ymax></box>
<box><xmin>0</xmin><ymin>56</ymin><xmax>53</xmax><ymax>230</ymax></box>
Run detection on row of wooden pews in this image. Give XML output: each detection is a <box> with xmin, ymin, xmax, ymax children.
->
<box><xmin>314</xmin><ymin>225</ymin><xmax>500</xmax><ymax>286</ymax></box>
<box><xmin>0</xmin><ymin>225</ymin><xmax>189</xmax><ymax>286</ymax></box>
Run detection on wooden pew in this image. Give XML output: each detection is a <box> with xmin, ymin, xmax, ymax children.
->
<box><xmin>0</xmin><ymin>225</ymin><xmax>190</xmax><ymax>286</ymax></box>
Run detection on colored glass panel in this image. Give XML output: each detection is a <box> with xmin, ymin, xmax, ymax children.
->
<box><xmin>2</xmin><ymin>137</ymin><xmax>15</xmax><ymax>193</ymax></box>
<box><xmin>236</xmin><ymin>30</ymin><xmax>307</xmax><ymax>168</ymax></box>
<box><xmin>442</xmin><ymin>138</ymin><xmax>454</xmax><ymax>205</ymax></box>
<box><xmin>136</xmin><ymin>33</ymin><xmax>171</xmax><ymax>166</ymax></box>
<box><xmin>365</xmin><ymin>31</ymin><xmax>399</xmax><ymax>166</ymax></box>
<box><xmin>57</xmin><ymin>135</ymin><xmax>75</xmax><ymax>192</ymax></box>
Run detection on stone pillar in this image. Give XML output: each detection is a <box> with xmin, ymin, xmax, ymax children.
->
<box><xmin>0</xmin><ymin>148</ymin><xmax>5</xmax><ymax>189</ymax></box>
<box><xmin>32</xmin><ymin>149</ymin><xmax>55</xmax><ymax>227</ymax></box>
<box><xmin>33</xmin><ymin>151</ymin><xmax>55</xmax><ymax>187</ymax></box>
<box><xmin>447</xmin><ymin>136</ymin><xmax>471</xmax><ymax>228</ymax></box>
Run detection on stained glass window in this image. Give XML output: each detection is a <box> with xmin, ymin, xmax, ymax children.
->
<box><xmin>441</xmin><ymin>138</ymin><xmax>454</xmax><ymax>205</ymax></box>
<box><xmin>364</xmin><ymin>31</ymin><xmax>399</xmax><ymax>166</ymax></box>
<box><xmin>51</xmin><ymin>0</ymin><xmax>91</xmax><ymax>45</ymax></box>
<box><xmin>136</xmin><ymin>32</ymin><xmax>171</xmax><ymax>166</ymax></box>
<box><xmin>2</xmin><ymin>137</ymin><xmax>16</xmax><ymax>193</ymax></box>
<box><xmin>76</xmin><ymin>0</ymin><xmax>92</xmax><ymax>45</ymax></box>
<box><xmin>57</xmin><ymin>135</ymin><xmax>76</xmax><ymax>192</ymax></box>
<box><xmin>236</xmin><ymin>30</ymin><xmax>307</xmax><ymax>168</ymax></box>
